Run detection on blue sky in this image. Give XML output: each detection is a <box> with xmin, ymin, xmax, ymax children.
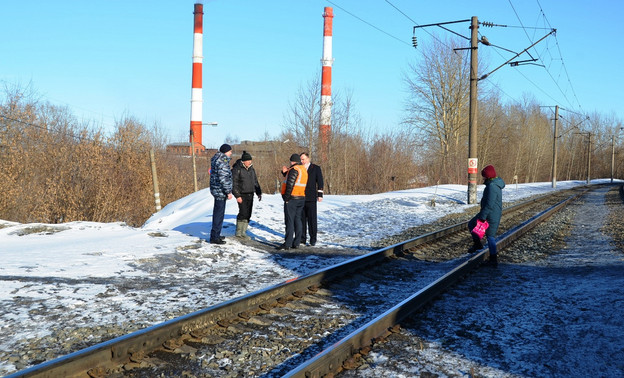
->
<box><xmin>1</xmin><ymin>1</ymin><xmax>622</xmax><ymax>149</ymax></box>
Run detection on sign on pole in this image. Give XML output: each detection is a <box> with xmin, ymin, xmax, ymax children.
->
<box><xmin>468</xmin><ymin>158</ymin><xmax>478</xmax><ymax>174</ymax></box>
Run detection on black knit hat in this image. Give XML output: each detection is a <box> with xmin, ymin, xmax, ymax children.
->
<box><xmin>219</xmin><ymin>144</ymin><xmax>232</xmax><ymax>153</ymax></box>
<box><xmin>241</xmin><ymin>151</ymin><xmax>252</xmax><ymax>161</ymax></box>
<box><xmin>289</xmin><ymin>153</ymin><xmax>301</xmax><ymax>164</ymax></box>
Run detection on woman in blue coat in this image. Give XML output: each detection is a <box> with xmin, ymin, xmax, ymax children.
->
<box><xmin>468</xmin><ymin>164</ymin><xmax>505</xmax><ymax>267</ymax></box>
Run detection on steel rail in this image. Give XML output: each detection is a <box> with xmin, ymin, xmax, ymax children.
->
<box><xmin>405</xmin><ymin>186</ymin><xmax>587</xmax><ymax>251</ymax></box>
<box><xmin>283</xmin><ymin>190</ymin><xmax>584</xmax><ymax>377</ymax></box>
<box><xmin>7</xmin><ymin>188</ymin><xmax>583</xmax><ymax>378</ymax></box>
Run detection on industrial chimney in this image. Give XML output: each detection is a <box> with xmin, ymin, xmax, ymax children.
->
<box><xmin>189</xmin><ymin>2</ymin><xmax>204</xmax><ymax>155</ymax></box>
<box><xmin>319</xmin><ymin>7</ymin><xmax>333</xmax><ymax>164</ymax></box>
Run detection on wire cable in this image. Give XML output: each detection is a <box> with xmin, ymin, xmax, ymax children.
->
<box><xmin>536</xmin><ymin>0</ymin><xmax>583</xmax><ymax>114</ymax></box>
<box><xmin>383</xmin><ymin>0</ymin><xmax>456</xmax><ymax>50</ymax></box>
<box><xmin>325</xmin><ymin>0</ymin><xmax>410</xmax><ymax>47</ymax></box>
<box><xmin>506</xmin><ymin>0</ymin><xmax>584</xmax><ymax>115</ymax></box>
<box><xmin>0</xmin><ymin>114</ymin><xmax>103</xmax><ymax>144</ymax></box>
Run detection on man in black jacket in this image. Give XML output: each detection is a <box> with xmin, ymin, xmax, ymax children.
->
<box><xmin>300</xmin><ymin>152</ymin><xmax>324</xmax><ymax>246</ymax></box>
<box><xmin>231</xmin><ymin>151</ymin><xmax>262</xmax><ymax>240</ymax></box>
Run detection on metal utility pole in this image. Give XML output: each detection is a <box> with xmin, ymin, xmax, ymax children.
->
<box><xmin>467</xmin><ymin>16</ymin><xmax>479</xmax><ymax>204</ymax></box>
<box><xmin>586</xmin><ymin>133</ymin><xmax>592</xmax><ymax>184</ymax></box>
<box><xmin>412</xmin><ymin>17</ymin><xmax>554</xmax><ymax>202</ymax></box>
<box><xmin>551</xmin><ymin>105</ymin><xmax>559</xmax><ymax>188</ymax></box>
<box><xmin>574</xmin><ymin>131</ymin><xmax>591</xmax><ymax>184</ymax></box>
<box><xmin>612</xmin><ymin>134</ymin><xmax>615</xmax><ymax>183</ymax></box>
<box><xmin>611</xmin><ymin>128</ymin><xmax>623</xmax><ymax>183</ymax></box>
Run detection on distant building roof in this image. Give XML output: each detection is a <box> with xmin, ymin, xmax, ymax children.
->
<box><xmin>167</xmin><ymin>142</ymin><xmax>191</xmax><ymax>147</ymax></box>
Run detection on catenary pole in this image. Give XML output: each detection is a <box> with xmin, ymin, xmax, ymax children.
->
<box><xmin>467</xmin><ymin>16</ymin><xmax>479</xmax><ymax>204</ymax></box>
<box><xmin>587</xmin><ymin>133</ymin><xmax>591</xmax><ymax>184</ymax></box>
<box><xmin>611</xmin><ymin>134</ymin><xmax>615</xmax><ymax>183</ymax></box>
<box><xmin>552</xmin><ymin>105</ymin><xmax>559</xmax><ymax>188</ymax></box>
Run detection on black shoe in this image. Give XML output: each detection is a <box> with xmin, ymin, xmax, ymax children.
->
<box><xmin>486</xmin><ymin>254</ymin><xmax>498</xmax><ymax>268</ymax></box>
<box><xmin>310</xmin><ymin>241</ymin><xmax>316</xmax><ymax>246</ymax></box>
<box><xmin>210</xmin><ymin>238</ymin><xmax>226</xmax><ymax>245</ymax></box>
<box><xmin>275</xmin><ymin>243</ymin><xmax>290</xmax><ymax>251</ymax></box>
<box><xmin>220</xmin><ymin>236</ymin><xmax>226</xmax><ymax>241</ymax></box>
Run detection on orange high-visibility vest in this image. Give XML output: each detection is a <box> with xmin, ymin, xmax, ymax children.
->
<box><xmin>281</xmin><ymin>164</ymin><xmax>308</xmax><ymax>197</ymax></box>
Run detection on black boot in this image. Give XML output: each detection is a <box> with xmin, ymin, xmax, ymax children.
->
<box><xmin>467</xmin><ymin>235</ymin><xmax>484</xmax><ymax>253</ymax></box>
<box><xmin>487</xmin><ymin>253</ymin><xmax>498</xmax><ymax>268</ymax></box>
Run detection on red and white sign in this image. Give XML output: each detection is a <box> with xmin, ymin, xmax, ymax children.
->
<box><xmin>468</xmin><ymin>158</ymin><xmax>478</xmax><ymax>174</ymax></box>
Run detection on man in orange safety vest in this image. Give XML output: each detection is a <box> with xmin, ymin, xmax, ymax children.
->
<box><xmin>277</xmin><ymin>153</ymin><xmax>308</xmax><ymax>250</ymax></box>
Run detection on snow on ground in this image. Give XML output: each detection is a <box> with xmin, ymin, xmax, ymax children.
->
<box><xmin>0</xmin><ymin>180</ymin><xmax>606</xmax><ymax>374</ymax></box>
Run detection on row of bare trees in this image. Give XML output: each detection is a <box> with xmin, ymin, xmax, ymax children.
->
<box><xmin>0</xmin><ymin>85</ymin><xmax>195</xmax><ymax>226</ymax></box>
<box><xmin>279</xmin><ymin>75</ymin><xmax>420</xmax><ymax>195</ymax></box>
<box><xmin>403</xmin><ymin>36</ymin><xmax>624</xmax><ymax>186</ymax></box>
<box><xmin>2</xmin><ymin>35</ymin><xmax>622</xmax><ymax>225</ymax></box>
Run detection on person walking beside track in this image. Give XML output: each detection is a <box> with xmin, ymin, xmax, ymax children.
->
<box><xmin>277</xmin><ymin>153</ymin><xmax>308</xmax><ymax>250</ymax></box>
<box><xmin>300</xmin><ymin>152</ymin><xmax>324</xmax><ymax>246</ymax></box>
<box><xmin>209</xmin><ymin>144</ymin><xmax>234</xmax><ymax>245</ymax></box>
<box><xmin>468</xmin><ymin>164</ymin><xmax>506</xmax><ymax>267</ymax></box>
<box><xmin>231</xmin><ymin>151</ymin><xmax>262</xmax><ymax>240</ymax></box>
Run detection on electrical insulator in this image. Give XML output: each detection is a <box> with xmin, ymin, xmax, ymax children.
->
<box><xmin>481</xmin><ymin>21</ymin><xmax>494</xmax><ymax>28</ymax></box>
<box><xmin>412</xmin><ymin>35</ymin><xmax>417</xmax><ymax>48</ymax></box>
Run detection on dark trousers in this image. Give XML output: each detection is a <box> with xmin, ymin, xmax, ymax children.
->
<box><xmin>284</xmin><ymin>198</ymin><xmax>305</xmax><ymax>248</ymax></box>
<box><xmin>302</xmin><ymin>200</ymin><xmax>318</xmax><ymax>244</ymax></box>
<box><xmin>210</xmin><ymin>198</ymin><xmax>226</xmax><ymax>241</ymax></box>
<box><xmin>486</xmin><ymin>235</ymin><xmax>497</xmax><ymax>255</ymax></box>
<box><xmin>236</xmin><ymin>193</ymin><xmax>254</xmax><ymax>221</ymax></box>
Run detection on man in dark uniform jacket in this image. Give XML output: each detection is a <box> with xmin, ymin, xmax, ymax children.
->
<box><xmin>300</xmin><ymin>152</ymin><xmax>324</xmax><ymax>246</ymax></box>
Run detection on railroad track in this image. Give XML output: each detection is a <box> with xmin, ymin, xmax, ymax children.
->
<box><xmin>8</xmin><ymin>187</ymin><xmax>588</xmax><ymax>378</ymax></box>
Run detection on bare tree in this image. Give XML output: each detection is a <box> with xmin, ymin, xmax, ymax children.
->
<box><xmin>282</xmin><ymin>74</ymin><xmax>321</xmax><ymax>156</ymax></box>
<box><xmin>403</xmin><ymin>36</ymin><xmax>470</xmax><ymax>184</ymax></box>
<box><xmin>0</xmin><ymin>86</ymin><xmax>198</xmax><ymax>225</ymax></box>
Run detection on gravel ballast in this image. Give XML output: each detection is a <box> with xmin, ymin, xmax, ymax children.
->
<box><xmin>342</xmin><ymin>185</ymin><xmax>624</xmax><ymax>377</ymax></box>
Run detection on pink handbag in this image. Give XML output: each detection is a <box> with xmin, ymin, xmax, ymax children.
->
<box><xmin>472</xmin><ymin>219</ymin><xmax>489</xmax><ymax>239</ymax></box>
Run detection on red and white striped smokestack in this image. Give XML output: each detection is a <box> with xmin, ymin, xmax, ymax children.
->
<box><xmin>320</xmin><ymin>7</ymin><xmax>333</xmax><ymax>163</ymax></box>
<box><xmin>189</xmin><ymin>2</ymin><xmax>204</xmax><ymax>154</ymax></box>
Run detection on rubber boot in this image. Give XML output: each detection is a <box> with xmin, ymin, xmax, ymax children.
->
<box><xmin>235</xmin><ymin>220</ymin><xmax>245</xmax><ymax>238</ymax></box>
<box><xmin>241</xmin><ymin>220</ymin><xmax>251</xmax><ymax>240</ymax></box>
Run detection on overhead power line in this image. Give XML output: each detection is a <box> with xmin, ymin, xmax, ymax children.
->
<box><xmin>0</xmin><ymin>114</ymin><xmax>101</xmax><ymax>144</ymax></box>
<box><xmin>507</xmin><ymin>0</ymin><xmax>584</xmax><ymax>115</ymax></box>
<box><xmin>325</xmin><ymin>0</ymin><xmax>409</xmax><ymax>46</ymax></box>
<box><xmin>479</xmin><ymin>28</ymin><xmax>556</xmax><ymax>80</ymax></box>
<box><xmin>326</xmin><ymin>0</ymin><xmax>584</xmax><ymax>119</ymax></box>
<box><xmin>382</xmin><ymin>0</ymin><xmax>585</xmax><ymax>117</ymax></box>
